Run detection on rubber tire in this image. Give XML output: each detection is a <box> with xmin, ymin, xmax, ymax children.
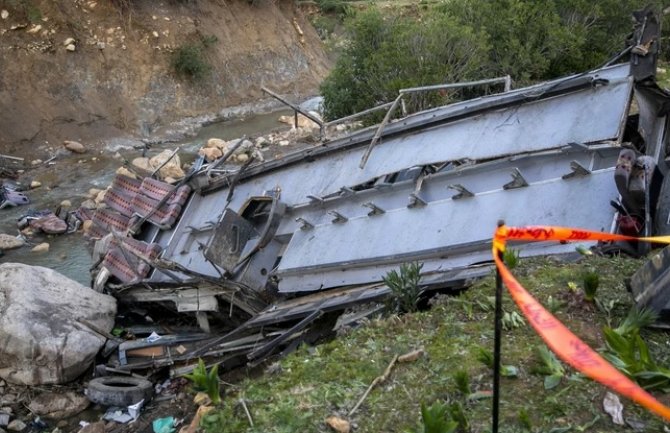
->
<box><xmin>86</xmin><ymin>376</ymin><xmax>153</xmax><ymax>407</ymax></box>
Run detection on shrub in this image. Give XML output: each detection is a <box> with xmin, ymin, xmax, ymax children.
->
<box><xmin>383</xmin><ymin>262</ymin><xmax>423</xmax><ymax>314</ymax></box>
<box><xmin>172</xmin><ymin>43</ymin><xmax>211</xmax><ymax>81</ymax></box>
<box><xmin>320</xmin><ymin>10</ymin><xmax>490</xmax><ymax>120</ymax></box>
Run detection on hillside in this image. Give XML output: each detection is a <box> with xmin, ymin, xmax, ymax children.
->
<box><xmin>0</xmin><ymin>0</ymin><xmax>331</xmax><ymax>158</ymax></box>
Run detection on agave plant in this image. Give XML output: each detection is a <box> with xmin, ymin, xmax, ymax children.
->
<box><xmin>183</xmin><ymin>358</ymin><xmax>222</xmax><ymax>404</ymax></box>
<box><xmin>383</xmin><ymin>262</ymin><xmax>424</xmax><ymax>313</ymax></box>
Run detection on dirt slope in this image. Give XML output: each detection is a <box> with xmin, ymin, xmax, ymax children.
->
<box><xmin>0</xmin><ymin>0</ymin><xmax>331</xmax><ymax>158</ymax></box>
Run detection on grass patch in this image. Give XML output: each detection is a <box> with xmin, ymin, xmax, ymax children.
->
<box><xmin>202</xmin><ymin>255</ymin><xmax>669</xmax><ymax>433</ymax></box>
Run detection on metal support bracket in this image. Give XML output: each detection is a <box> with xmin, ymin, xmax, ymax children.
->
<box><xmin>561</xmin><ymin>160</ymin><xmax>592</xmax><ymax>179</ymax></box>
<box><xmin>363</xmin><ymin>202</ymin><xmax>385</xmax><ymax>216</ymax></box>
<box><xmin>328</xmin><ymin>211</ymin><xmax>348</xmax><ymax>224</ymax></box>
<box><xmin>408</xmin><ymin>193</ymin><xmax>428</xmax><ymax>208</ymax></box>
<box><xmin>295</xmin><ymin>217</ymin><xmax>314</xmax><ymax>231</ymax></box>
<box><xmin>448</xmin><ymin>184</ymin><xmax>474</xmax><ymax>199</ymax></box>
<box><xmin>503</xmin><ymin>168</ymin><xmax>529</xmax><ymax>190</ymax></box>
<box><xmin>307</xmin><ymin>195</ymin><xmax>325</xmax><ymax>205</ymax></box>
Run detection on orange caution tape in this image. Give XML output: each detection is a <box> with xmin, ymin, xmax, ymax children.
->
<box><xmin>493</xmin><ymin>225</ymin><xmax>670</xmax><ymax>422</ymax></box>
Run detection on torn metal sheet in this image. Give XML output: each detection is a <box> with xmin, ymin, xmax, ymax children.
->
<box><xmin>143</xmin><ymin>65</ymin><xmax>633</xmax><ymax>293</ymax></box>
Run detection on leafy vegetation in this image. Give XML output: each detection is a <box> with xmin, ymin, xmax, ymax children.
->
<box><xmin>503</xmin><ymin>248</ymin><xmax>521</xmax><ymax>269</ymax></box>
<box><xmin>410</xmin><ymin>401</ymin><xmax>458</xmax><ymax>433</ymax></box>
<box><xmin>383</xmin><ymin>262</ymin><xmax>424</xmax><ymax>314</ymax></box>
<box><xmin>321</xmin><ymin>0</ymin><xmax>667</xmax><ymax>120</ymax></box>
<box><xmin>532</xmin><ymin>345</ymin><xmax>565</xmax><ymax>390</ymax></box>
<box><xmin>201</xmin><ymin>255</ymin><xmax>668</xmax><ymax>433</ymax></box>
<box><xmin>582</xmin><ymin>270</ymin><xmax>600</xmax><ymax>301</ymax></box>
<box><xmin>172</xmin><ymin>39</ymin><xmax>213</xmax><ymax>81</ymax></box>
<box><xmin>602</xmin><ymin>307</ymin><xmax>670</xmax><ymax>391</ymax></box>
<box><xmin>183</xmin><ymin>358</ymin><xmax>222</xmax><ymax>405</ymax></box>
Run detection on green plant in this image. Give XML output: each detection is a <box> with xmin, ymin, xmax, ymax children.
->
<box><xmin>531</xmin><ymin>345</ymin><xmax>564</xmax><ymax>390</ymax></box>
<box><xmin>453</xmin><ymin>370</ymin><xmax>470</xmax><ymax>395</ymax></box>
<box><xmin>518</xmin><ymin>407</ymin><xmax>532</xmax><ymax>431</ymax></box>
<box><xmin>546</xmin><ymin>295</ymin><xmax>562</xmax><ymax>313</ymax></box>
<box><xmin>476</xmin><ymin>347</ymin><xmax>494</xmax><ymax>369</ymax></box>
<box><xmin>383</xmin><ymin>262</ymin><xmax>424</xmax><ymax>314</ymax></box>
<box><xmin>411</xmin><ymin>400</ymin><xmax>458</xmax><ymax>433</ymax></box>
<box><xmin>183</xmin><ymin>358</ymin><xmax>222</xmax><ymax>404</ymax></box>
<box><xmin>582</xmin><ymin>271</ymin><xmax>600</xmax><ymax>302</ymax></box>
<box><xmin>172</xmin><ymin>43</ymin><xmax>210</xmax><ymax>80</ymax></box>
<box><xmin>503</xmin><ymin>248</ymin><xmax>520</xmax><ymax>269</ymax></box>
<box><xmin>447</xmin><ymin>401</ymin><xmax>469</xmax><ymax>431</ymax></box>
<box><xmin>602</xmin><ymin>307</ymin><xmax>670</xmax><ymax>391</ymax></box>
<box><xmin>502</xmin><ymin>311</ymin><xmax>525</xmax><ymax>330</ymax></box>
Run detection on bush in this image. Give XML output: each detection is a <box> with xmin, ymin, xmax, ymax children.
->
<box><xmin>383</xmin><ymin>262</ymin><xmax>424</xmax><ymax>314</ymax></box>
<box><xmin>172</xmin><ymin>43</ymin><xmax>211</xmax><ymax>81</ymax></box>
<box><xmin>320</xmin><ymin>10</ymin><xmax>490</xmax><ymax>120</ymax></box>
<box><xmin>321</xmin><ymin>1</ymin><xmax>665</xmax><ymax>120</ymax></box>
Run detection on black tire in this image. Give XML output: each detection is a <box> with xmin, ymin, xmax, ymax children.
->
<box><xmin>86</xmin><ymin>376</ymin><xmax>153</xmax><ymax>407</ymax></box>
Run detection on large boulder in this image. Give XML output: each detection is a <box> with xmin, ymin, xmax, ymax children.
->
<box><xmin>0</xmin><ymin>263</ymin><xmax>117</xmax><ymax>385</ymax></box>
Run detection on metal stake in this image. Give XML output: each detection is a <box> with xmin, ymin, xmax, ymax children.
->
<box><xmin>492</xmin><ymin>220</ymin><xmax>504</xmax><ymax>433</ymax></box>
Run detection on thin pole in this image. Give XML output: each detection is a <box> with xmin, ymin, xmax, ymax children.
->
<box><xmin>492</xmin><ymin>221</ymin><xmax>505</xmax><ymax>433</ymax></box>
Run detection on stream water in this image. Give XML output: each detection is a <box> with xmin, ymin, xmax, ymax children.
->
<box><xmin>0</xmin><ymin>109</ymin><xmax>293</xmax><ymax>285</ymax></box>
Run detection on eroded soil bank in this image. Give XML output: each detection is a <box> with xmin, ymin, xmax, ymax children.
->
<box><xmin>0</xmin><ymin>0</ymin><xmax>331</xmax><ymax>159</ymax></box>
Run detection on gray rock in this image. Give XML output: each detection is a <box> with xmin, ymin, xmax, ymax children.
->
<box><xmin>63</xmin><ymin>141</ymin><xmax>86</xmax><ymax>154</ymax></box>
<box><xmin>0</xmin><ymin>263</ymin><xmax>117</xmax><ymax>385</ymax></box>
<box><xmin>28</xmin><ymin>391</ymin><xmax>90</xmax><ymax>420</ymax></box>
<box><xmin>0</xmin><ymin>235</ymin><xmax>23</xmax><ymax>251</ymax></box>
<box><xmin>0</xmin><ymin>395</ymin><xmax>15</xmax><ymax>406</ymax></box>
<box><xmin>0</xmin><ymin>413</ymin><xmax>8</xmax><ymax>427</ymax></box>
<box><xmin>78</xmin><ymin>421</ymin><xmax>105</xmax><ymax>433</ymax></box>
<box><xmin>6</xmin><ymin>420</ymin><xmax>25</xmax><ymax>432</ymax></box>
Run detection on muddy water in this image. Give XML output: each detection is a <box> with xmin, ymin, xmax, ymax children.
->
<box><xmin>0</xmin><ymin>110</ymin><xmax>292</xmax><ymax>285</ymax></box>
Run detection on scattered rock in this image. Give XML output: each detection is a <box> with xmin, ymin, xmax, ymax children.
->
<box><xmin>198</xmin><ymin>146</ymin><xmax>222</xmax><ymax>162</ymax></box>
<box><xmin>59</xmin><ymin>200</ymin><xmax>72</xmax><ymax>209</ymax></box>
<box><xmin>325</xmin><ymin>416</ymin><xmax>350</xmax><ymax>433</ymax></box>
<box><xmin>29</xmin><ymin>391</ymin><xmax>90</xmax><ymax>420</ymax></box>
<box><xmin>278</xmin><ymin>140</ymin><xmax>290</xmax><ymax>146</ymax></box>
<box><xmin>0</xmin><ymin>263</ymin><xmax>117</xmax><ymax>385</ymax></box>
<box><xmin>66</xmin><ymin>44</ymin><xmax>76</xmax><ymax>52</ymax></box>
<box><xmin>115</xmin><ymin>167</ymin><xmax>135</xmax><ymax>178</ymax></box>
<box><xmin>63</xmin><ymin>141</ymin><xmax>86</xmax><ymax>154</ymax></box>
<box><xmin>206</xmin><ymin>138</ymin><xmax>228</xmax><ymax>152</ymax></box>
<box><xmin>78</xmin><ymin>421</ymin><xmax>105</xmax><ymax>433</ymax></box>
<box><xmin>26</xmin><ymin>24</ymin><xmax>42</xmax><ymax>34</ymax></box>
<box><xmin>30</xmin><ymin>159</ymin><xmax>42</xmax><ymax>166</ymax></box>
<box><xmin>94</xmin><ymin>190</ymin><xmax>106</xmax><ymax>204</ymax></box>
<box><xmin>0</xmin><ymin>396</ymin><xmax>15</xmax><ymax>406</ymax></box>
<box><xmin>31</xmin><ymin>243</ymin><xmax>49</xmax><ymax>253</ymax></box>
<box><xmin>63</xmin><ymin>37</ymin><xmax>75</xmax><ymax>46</ymax></box>
<box><xmin>30</xmin><ymin>181</ymin><xmax>41</xmax><ymax>189</ymax></box>
<box><xmin>81</xmin><ymin>220</ymin><xmax>93</xmax><ymax>233</ymax></box>
<box><xmin>149</xmin><ymin>150</ymin><xmax>184</xmax><ymax>179</ymax></box>
<box><xmin>131</xmin><ymin>157</ymin><xmax>151</xmax><ymax>173</ymax></box>
<box><xmin>1</xmin><ymin>10</ymin><xmax>8</xmax><ymax>20</ymax></box>
<box><xmin>278</xmin><ymin>112</ymin><xmax>321</xmax><ymax>129</ymax></box>
<box><xmin>0</xmin><ymin>235</ymin><xmax>24</xmax><ymax>251</ymax></box>
<box><xmin>235</xmin><ymin>153</ymin><xmax>249</xmax><ymax>164</ymax></box>
<box><xmin>255</xmin><ymin>136</ymin><xmax>268</xmax><ymax>147</ymax></box>
<box><xmin>603</xmin><ymin>392</ymin><xmax>624</xmax><ymax>425</ymax></box>
<box><xmin>6</xmin><ymin>420</ymin><xmax>25</xmax><ymax>432</ymax></box>
<box><xmin>88</xmin><ymin>188</ymin><xmax>102</xmax><ymax>198</ymax></box>
<box><xmin>0</xmin><ymin>413</ymin><xmax>8</xmax><ymax>427</ymax></box>
<box><xmin>80</xmin><ymin>199</ymin><xmax>96</xmax><ymax>210</ymax></box>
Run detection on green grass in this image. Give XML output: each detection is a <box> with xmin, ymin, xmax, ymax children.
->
<box><xmin>201</xmin><ymin>255</ymin><xmax>670</xmax><ymax>433</ymax></box>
